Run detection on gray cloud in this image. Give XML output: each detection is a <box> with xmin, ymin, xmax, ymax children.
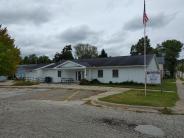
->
<box><xmin>0</xmin><ymin>6</ymin><xmax>50</xmax><ymax>25</ymax></box>
<box><xmin>103</xmin><ymin>30</ymin><xmax>126</xmax><ymax>45</ymax></box>
<box><xmin>59</xmin><ymin>25</ymin><xmax>101</xmax><ymax>43</ymax></box>
<box><xmin>1</xmin><ymin>0</ymin><xmax>183</xmax><ymax>58</ymax></box>
<box><xmin>124</xmin><ymin>13</ymin><xmax>177</xmax><ymax>31</ymax></box>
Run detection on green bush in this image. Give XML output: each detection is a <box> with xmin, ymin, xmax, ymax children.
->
<box><xmin>108</xmin><ymin>81</ymin><xmax>144</xmax><ymax>86</ymax></box>
<box><xmin>80</xmin><ymin>79</ymin><xmax>101</xmax><ymax>85</ymax></box>
<box><xmin>79</xmin><ymin>79</ymin><xmax>90</xmax><ymax>85</ymax></box>
<box><xmin>91</xmin><ymin>79</ymin><xmax>101</xmax><ymax>84</ymax></box>
<box><xmin>109</xmin><ymin>81</ymin><xmax>113</xmax><ymax>84</ymax></box>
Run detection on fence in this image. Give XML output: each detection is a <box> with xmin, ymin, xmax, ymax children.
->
<box><xmin>18</xmin><ymin>77</ymin><xmax>45</xmax><ymax>83</ymax></box>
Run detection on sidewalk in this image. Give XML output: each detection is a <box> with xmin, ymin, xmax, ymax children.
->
<box><xmin>172</xmin><ymin>79</ymin><xmax>184</xmax><ymax>114</ymax></box>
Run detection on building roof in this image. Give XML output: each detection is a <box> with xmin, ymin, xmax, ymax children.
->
<box><xmin>45</xmin><ymin>54</ymin><xmax>154</xmax><ymax>68</ymax></box>
<box><xmin>17</xmin><ymin>55</ymin><xmax>155</xmax><ymax>71</ymax></box>
<box><xmin>17</xmin><ymin>64</ymin><xmax>48</xmax><ymax>71</ymax></box>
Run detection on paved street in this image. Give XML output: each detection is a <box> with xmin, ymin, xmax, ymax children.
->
<box><xmin>0</xmin><ymin>88</ymin><xmax>184</xmax><ymax>138</ymax></box>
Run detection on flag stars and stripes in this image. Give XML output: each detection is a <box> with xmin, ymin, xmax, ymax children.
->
<box><xmin>143</xmin><ymin>0</ymin><xmax>149</xmax><ymax>25</ymax></box>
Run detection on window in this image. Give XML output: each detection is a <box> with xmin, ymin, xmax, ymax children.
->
<box><xmin>112</xmin><ymin>70</ymin><xmax>119</xmax><ymax>78</ymax></box>
<box><xmin>58</xmin><ymin>71</ymin><xmax>61</xmax><ymax>77</ymax></box>
<box><xmin>98</xmin><ymin>70</ymin><xmax>103</xmax><ymax>78</ymax></box>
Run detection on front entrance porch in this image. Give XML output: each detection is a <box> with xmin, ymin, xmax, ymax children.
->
<box><xmin>57</xmin><ymin>69</ymin><xmax>87</xmax><ymax>83</ymax></box>
<box><xmin>75</xmin><ymin>71</ymin><xmax>85</xmax><ymax>81</ymax></box>
<box><xmin>53</xmin><ymin>60</ymin><xmax>88</xmax><ymax>83</ymax></box>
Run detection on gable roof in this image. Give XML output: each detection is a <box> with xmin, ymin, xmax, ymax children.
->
<box><xmin>45</xmin><ymin>54</ymin><xmax>154</xmax><ymax>68</ymax></box>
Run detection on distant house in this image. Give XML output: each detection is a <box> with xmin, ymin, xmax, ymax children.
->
<box><xmin>16</xmin><ymin>55</ymin><xmax>161</xmax><ymax>84</ymax></box>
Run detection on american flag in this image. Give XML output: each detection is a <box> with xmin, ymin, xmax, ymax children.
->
<box><xmin>143</xmin><ymin>0</ymin><xmax>149</xmax><ymax>25</ymax></box>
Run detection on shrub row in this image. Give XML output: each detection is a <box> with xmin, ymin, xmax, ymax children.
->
<box><xmin>80</xmin><ymin>79</ymin><xmax>144</xmax><ymax>86</ymax></box>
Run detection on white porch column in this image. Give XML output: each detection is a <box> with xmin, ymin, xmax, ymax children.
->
<box><xmin>84</xmin><ymin>68</ymin><xmax>87</xmax><ymax>79</ymax></box>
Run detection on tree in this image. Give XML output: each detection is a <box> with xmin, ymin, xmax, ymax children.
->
<box><xmin>28</xmin><ymin>54</ymin><xmax>38</xmax><ymax>64</ymax></box>
<box><xmin>53</xmin><ymin>52</ymin><xmax>61</xmax><ymax>62</ymax></box>
<box><xmin>53</xmin><ymin>45</ymin><xmax>74</xmax><ymax>62</ymax></box>
<box><xmin>61</xmin><ymin>45</ymin><xmax>74</xmax><ymax>60</ymax></box>
<box><xmin>156</xmin><ymin>40</ymin><xmax>183</xmax><ymax>77</ymax></box>
<box><xmin>38</xmin><ymin>56</ymin><xmax>51</xmax><ymax>64</ymax></box>
<box><xmin>0</xmin><ymin>25</ymin><xmax>21</xmax><ymax>76</ymax></box>
<box><xmin>99</xmin><ymin>49</ymin><xmax>108</xmax><ymax>58</ymax></box>
<box><xmin>130</xmin><ymin>36</ymin><xmax>155</xmax><ymax>56</ymax></box>
<box><xmin>21</xmin><ymin>54</ymin><xmax>51</xmax><ymax>64</ymax></box>
<box><xmin>21</xmin><ymin>56</ymin><xmax>29</xmax><ymax>64</ymax></box>
<box><xmin>74</xmin><ymin>43</ymin><xmax>98</xmax><ymax>59</ymax></box>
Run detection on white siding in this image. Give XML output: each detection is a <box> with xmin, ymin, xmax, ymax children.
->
<box><xmin>60</xmin><ymin>70</ymin><xmax>76</xmax><ymax>79</ymax></box>
<box><xmin>42</xmin><ymin>69</ymin><xmax>59</xmax><ymax>83</ymax></box>
<box><xmin>88</xmin><ymin>67</ymin><xmax>145</xmax><ymax>83</ymax></box>
<box><xmin>42</xmin><ymin>69</ymin><xmax>78</xmax><ymax>83</ymax></box>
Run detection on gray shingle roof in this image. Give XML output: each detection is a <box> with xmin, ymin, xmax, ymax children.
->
<box><xmin>45</xmin><ymin>55</ymin><xmax>154</xmax><ymax>68</ymax></box>
<box><xmin>18</xmin><ymin>64</ymin><xmax>48</xmax><ymax>71</ymax></box>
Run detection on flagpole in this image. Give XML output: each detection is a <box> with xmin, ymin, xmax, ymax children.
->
<box><xmin>143</xmin><ymin>0</ymin><xmax>147</xmax><ymax>96</ymax></box>
<box><xmin>144</xmin><ymin>23</ymin><xmax>147</xmax><ymax>96</ymax></box>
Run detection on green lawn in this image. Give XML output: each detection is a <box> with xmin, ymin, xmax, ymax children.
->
<box><xmin>13</xmin><ymin>80</ymin><xmax>39</xmax><ymax>86</ymax></box>
<box><xmin>89</xmin><ymin>79</ymin><xmax>177</xmax><ymax>92</ymax></box>
<box><xmin>100</xmin><ymin>90</ymin><xmax>179</xmax><ymax>107</ymax></box>
<box><xmin>147</xmin><ymin>79</ymin><xmax>177</xmax><ymax>92</ymax></box>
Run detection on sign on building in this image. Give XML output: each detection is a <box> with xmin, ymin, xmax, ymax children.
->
<box><xmin>147</xmin><ymin>71</ymin><xmax>161</xmax><ymax>84</ymax></box>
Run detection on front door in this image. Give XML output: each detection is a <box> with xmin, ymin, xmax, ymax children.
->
<box><xmin>76</xmin><ymin>71</ymin><xmax>84</xmax><ymax>81</ymax></box>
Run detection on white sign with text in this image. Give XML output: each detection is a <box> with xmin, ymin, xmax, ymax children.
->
<box><xmin>147</xmin><ymin>71</ymin><xmax>161</xmax><ymax>84</ymax></box>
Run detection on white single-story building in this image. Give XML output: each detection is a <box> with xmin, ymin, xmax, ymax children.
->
<box><xmin>16</xmin><ymin>55</ymin><xmax>161</xmax><ymax>84</ymax></box>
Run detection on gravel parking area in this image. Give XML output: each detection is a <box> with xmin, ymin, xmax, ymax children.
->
<box><xmin>0</xmin><ymin>88</ymin><xmax>184</xmax><ymax>138</ymax></box>
<box><xmin>0</xmin><ymin>88</ymin><xmax>103</xmax><ymax>101</ymax></box>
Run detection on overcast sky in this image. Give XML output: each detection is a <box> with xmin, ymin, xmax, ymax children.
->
<box><xmin>1</xmin><ymin>0</ymin><xmax>184</xmax><ymax>58</ymax></box>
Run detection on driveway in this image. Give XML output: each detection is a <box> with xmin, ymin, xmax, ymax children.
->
<box><xmin>0</xmin><ymin>88</ymin><xmax>184</xmax><ymax>137</ymax></box>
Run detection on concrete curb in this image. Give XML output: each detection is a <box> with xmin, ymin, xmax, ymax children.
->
<box><xmin>89</xmin><ymin>96</ymin><xmax>184</xmax><ymax>115</ymax></box>
<box><xmin>90</xmin><ymin>99</ymin><xmax>160</xmax><ymax>113</ymax></box>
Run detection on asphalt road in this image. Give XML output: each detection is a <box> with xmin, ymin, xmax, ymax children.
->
<box><xmin>0</xmin><ymin>88</ymin><xmax>184</xmax><ymax>138</ymax></box>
